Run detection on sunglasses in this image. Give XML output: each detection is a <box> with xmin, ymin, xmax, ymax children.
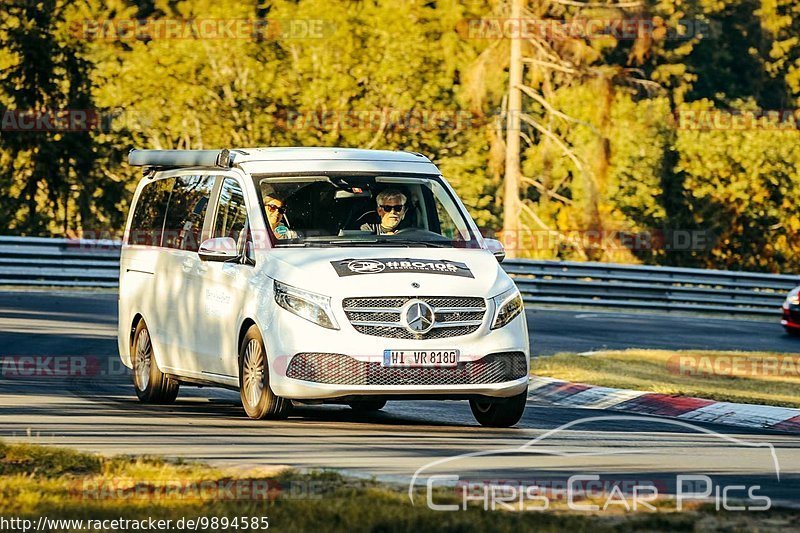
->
<box><xmin>379</xmin><ymin>204</ymin><xmax>405</xmax><ymax>213</ymax></box>
<box><xmin>265</xmin><ymin>203</ymin><xmax>286</xmax><ymax>214</ymax></box>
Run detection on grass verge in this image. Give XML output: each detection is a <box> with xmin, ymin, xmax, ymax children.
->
<box><xmin>532</xmin><ymin>350</ymin><xmax>800</xmax><ymax>408</ymax></box>
<box><xmin>1</xmin><ymin>441</ymin><xmax>797</xmax><ymax>532</ymax></box>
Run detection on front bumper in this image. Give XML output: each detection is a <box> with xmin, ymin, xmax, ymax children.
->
<box><xmin>262</xmin><ymin>303</ymin><xmax>530</xmax><ymax>400</ymax></box>
<box><xmin>275</xmin><ymin>375</ymin><xmax>530</xmax><ymax>401</ymax></box>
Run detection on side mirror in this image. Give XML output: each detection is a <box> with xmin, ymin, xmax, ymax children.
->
<box><xmin>198</xmin><ymin>237</ymin><xmax>239</xmax><ymax>262</ymax></box>
<box><xmin>485</xmin><ymin>238</ymin><xmax>506</xmax><ymax>263</ymax></box>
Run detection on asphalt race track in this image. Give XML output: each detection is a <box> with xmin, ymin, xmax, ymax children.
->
<box><xmin>1</xmin><ymin>290</ymin><xmax>798</xmax><ymax>506</ymax></box>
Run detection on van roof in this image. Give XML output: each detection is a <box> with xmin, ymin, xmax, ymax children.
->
<box><xmin>128</xmin><ymin>147</ymin><xmax>433</xmax><ymax>169</ymax></box>
<box><xmin>130</xmin><ymin>147</ymin><xmax>441</xmax><ymax>177</ymax></box>
<box><xmin>235</xmin><ymin>147</ymin><xmax>431</xmax><ymax>163</ymax></box>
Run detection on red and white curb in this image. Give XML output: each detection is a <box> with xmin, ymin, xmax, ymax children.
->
<box><xmin>528</xmin><ymin>376</ymin><xmax>800</xmax><ymax>434</ymax></box>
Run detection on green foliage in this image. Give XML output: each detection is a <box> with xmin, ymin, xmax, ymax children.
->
<box><xmin>0</xmin><ymin>442</ymin><xmax>102</xmax><ymax>476</ymax></box>
<box><xmin>0</xmin><ymin>0</ymin><xmax>798</xmax><ymax>272</ymax></box>
<box><xmin>673</xmin><ymin>99</ymin><xmax>800</xmax><ymax>271</ymax></box>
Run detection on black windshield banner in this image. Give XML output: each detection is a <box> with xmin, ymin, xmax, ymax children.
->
<box><xmin>331</xmin><ymin>258</ymin><xmax>474</xmax><ymax>278</ymax></box>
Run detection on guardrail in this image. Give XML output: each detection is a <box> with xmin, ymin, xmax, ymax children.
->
<box><xmin>504</xmin><ymin>259</ymin><xmax>797</xmax><ymax>316</ymax></box>
<box><xmin>0</xmin><ymin>236</ymin><xmax>121</xmax><ymax>288</ymax></box>
<box><xmin>0</xmin><ymin>237</ymin><xmax>796</xmax><ymax>315</ymax></box>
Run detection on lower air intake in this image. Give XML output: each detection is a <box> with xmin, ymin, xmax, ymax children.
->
<box><xmin>285</xmin><ymin>352</ymin><xmax>528</xmax><ymax>386</ymax></box>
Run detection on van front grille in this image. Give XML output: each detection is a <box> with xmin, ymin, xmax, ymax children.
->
<box><xmin>285</xmin><ymin>352</ymin><xmax>528</xmax><ymax>386</ymax></box>
<box><xmin>342</xmin><ymin>296</ymin><xmax>486</xmax><ymax>339</ymax></box>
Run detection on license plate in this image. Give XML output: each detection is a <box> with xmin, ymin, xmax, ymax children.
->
<box><xmin>382</xmin><ymin>349</ymin><xmax>460</xmax><ymax>367</ymax></box>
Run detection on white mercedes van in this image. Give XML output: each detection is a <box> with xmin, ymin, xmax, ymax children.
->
<box><xmin>118</xmin><ymin>148</ymin><xmax>529</xmax><ymax>427</ymax></box>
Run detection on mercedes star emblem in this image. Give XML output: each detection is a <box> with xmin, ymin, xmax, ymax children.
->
<box><xmin>402</xmin><ymin>299</ymin><xmax>435</xmax><ymax>335</ymax></box>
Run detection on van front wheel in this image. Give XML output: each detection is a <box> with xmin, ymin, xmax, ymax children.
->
<box><xmin>131</xmin><ymin>320</ymin><xmax>179</xmax><ymax>403</ymax></box>
<box><xmin>469</xmin><ymin>389</ymin><xmax>527</xmax><ymax>428</ymax></box>
<box><xmin>239</xmin><ymin>325</ymin><xmax>289</xmax><ymax>420</ymax></box>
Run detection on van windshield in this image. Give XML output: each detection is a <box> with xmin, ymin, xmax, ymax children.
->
<box><xmin>253</xmin><ymin>175</ymin><xmax>481</xmax><ymax>248</ymax></box>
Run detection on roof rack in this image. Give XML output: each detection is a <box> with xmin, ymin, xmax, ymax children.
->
<box><xmin>128</xmin><ymin>149</ymin><xmax>235</xmax><ymax>168</ymax></box>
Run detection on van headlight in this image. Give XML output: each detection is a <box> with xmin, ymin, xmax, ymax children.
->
<box><xmin>786</xmin><ymin>287</ymin><xmax>800</xmax><ymax>307</ymax></box>
<box><xmin>491</xmin><ymin>286</ymin><xmax>523</xmax><ymax>329</ymax></box>
<box><xmin>274</xmin><ymin>280</ymin><xmax>339</xmax><ymax>330</ymax></box>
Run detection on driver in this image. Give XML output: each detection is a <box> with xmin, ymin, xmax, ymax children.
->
<box><xmin>263</xmin><ymin>193</ymin><xmax>290</xmax><ymax>240</ymax></box>
<box><xmin>360</xmin><ymin>189</ymin><xmax>407</xmax><ymax>235</ymax></box>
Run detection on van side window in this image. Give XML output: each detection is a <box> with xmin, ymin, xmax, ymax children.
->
<box><xmin>213</xmin><ymin>178</ymin><xmax>248</xmax><ymax>241</ymax></box>
<box><xmin>162</xmin><ymin>175</ymin><xmax>215</xmax><ymax>252</ymax></box>
<box><xmin>128</xmin><ymin>177</ymin><xmax>175</xmax><ymax>246</ymax></box>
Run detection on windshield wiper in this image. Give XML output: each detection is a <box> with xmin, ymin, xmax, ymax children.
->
<box><xmin>328</xmin><ymin>239</ymin><xmax>417</xmax><ymax>247</ymax></box>
<box><xmin>279</xmin><ymin>238</ymin><xmax>451</xmax><ymax>248</ymax></box>
<box><xmin>371</xmin><ymin>238</ymin><xmax>449</xmax><ymax>248</ymax></box>
<box><xmin>275</xmin><ymin>241</ymin><xmax>333</xmax><ymax>248</ymax></box>
<box><xmin>291</xmin><ymin>239</ymin><xmax>388</xmax><ymax>247</ymax></box>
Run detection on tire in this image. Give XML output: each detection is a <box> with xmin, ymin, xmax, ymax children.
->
<box><xmin>469</xmin><ymin>389</ymin><xmax>528</xmax><ymax>428</ymax></box>
<box><xmin>786</xmin><ymin>327</ymin><xmax>800</xmax><ymax>337</ymax></box>
<box><xmin>131</xmin><ymin>320</ymin><xmax>179</xmax><ymax>404</ymax></box>
<box><xmin>239</xmin><ymin>325</ymin><xmax>289</xmax><ymax>420</ymax></box>
<box><xmin>348</xmin><ymin>400</ymin><xmax>387</xmax><ymax>413</ymax></box>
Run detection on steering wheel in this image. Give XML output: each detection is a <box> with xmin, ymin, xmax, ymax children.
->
<box><xmin>394</xmin><ymin>228</ymin><xmax>442</xmax><ymax>238</ymax></box>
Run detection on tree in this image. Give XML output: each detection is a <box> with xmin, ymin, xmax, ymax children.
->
<box><xmin>469</xmin><ymin>0</ymin><xmax>668</xmax><ymax>260</ymax></box>
<box><xmin>0</xmin><ymin>0</ymin><xmax>96</xmax><ymax>234</ymax></box>
<box><xmin>1</xmin><ymin>0</ymin><xmax>797</xmax><ymax>272</ymax></box>
<box><xmin>502</xmin><ymin>0</ymin><xmax>524</xmax><ymax>258</ymax></box>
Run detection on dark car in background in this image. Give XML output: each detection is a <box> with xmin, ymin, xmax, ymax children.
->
<box><xmin>782</xmin><ymin>287</ymin><xmax>800</xmax><ymax>335</ymax></box>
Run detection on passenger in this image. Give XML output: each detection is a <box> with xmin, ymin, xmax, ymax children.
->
<box><xmin>263</xmin><ymin>193</ymin><xmax>290</xmax><ymax>240</ymax></box>
<box><xmin>360</xmin><ymin>189</ymin><xmax>407</xmax><ymax>235</ymax></box>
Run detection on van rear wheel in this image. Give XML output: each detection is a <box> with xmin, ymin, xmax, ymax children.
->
<box><xmin>469</xmin><ymin>389</ymin><xmax>527</xmax><ymax>428</ymax></box>
<box><xmin>239</xmin><ymin>325</ymin><xmax>289</xmax><ymax>420</ymax></box>
<box><xmin>131</xmin><ymin>320</ymin><xmax>179</xmax><ymax>403</ymax></box>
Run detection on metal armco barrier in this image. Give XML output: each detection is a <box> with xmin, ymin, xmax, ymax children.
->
<box><xmin>0</xmin><ymin>236</ymin><xmax>796</xmax><ymax>315</ymax></box>
<box><xmin>504</xmin><ymin>259</ymin><xmax>797</xmax><ymax>316</ymax></box>
<box><xmin>0</xmin><ymin>236</ymin><xmax>121</xmax><ymax>288</ymax></box>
